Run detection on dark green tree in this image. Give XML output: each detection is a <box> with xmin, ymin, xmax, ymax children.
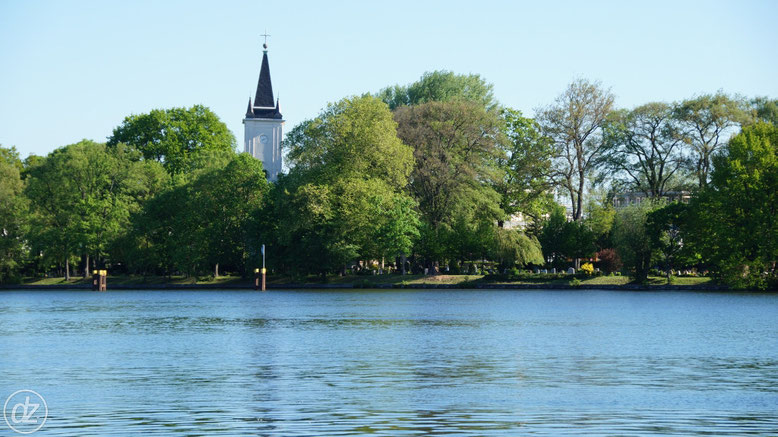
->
<box><xmin>25</xmin><ymin>140</ymin><xmax>166</xmax><ymax>278</ymax></box>
<box><xmin>539</xmin><ymin>205</ymin><xmax>596</xmax><ymax>269</ymax></box>
<box><xmin>687</xmin><ymin>122</ymin><xmax>778</xmax><ymax>289</ymax></box>
<box><xmin>646</xmin><ymin>202</ymin><xmax>695</xmax><ymax>281</ymax></box>
<box><xmin>0</xmin><ymin>146</ymin><xmax>28</xmax><ymax>283</ymax></box>
<box><xmin>612</xmin><ymin>202</ymin><xmax>658</xmax><ymax>282</ymax></box>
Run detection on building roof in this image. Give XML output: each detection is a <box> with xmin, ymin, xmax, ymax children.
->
<box><xmin>247</xmin><ymin>51</ymin><xmax>282</xmax><ymax>120</ymax></box>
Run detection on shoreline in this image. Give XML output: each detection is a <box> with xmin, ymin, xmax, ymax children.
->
<box><xmin>0</xmin><ymin>282</ymin><xmax>739</xmax><ymax>291</ymax></box>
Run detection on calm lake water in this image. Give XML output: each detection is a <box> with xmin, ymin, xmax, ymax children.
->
<box><xmin>1</xmin><ymin>289</ymin><xmax>777</xmax><ymax>435</ymax></box>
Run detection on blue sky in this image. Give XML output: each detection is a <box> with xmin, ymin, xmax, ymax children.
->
<box><xmin>1</xmin><ymin>0</ymin><xmax>776</xmax><ymax>158</ymax></box>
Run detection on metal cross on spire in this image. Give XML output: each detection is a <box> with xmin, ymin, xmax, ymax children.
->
<box><xmin>261</xmin><ymin>30</ymin><xmax>271</xmax><ymax>49</ymax></box>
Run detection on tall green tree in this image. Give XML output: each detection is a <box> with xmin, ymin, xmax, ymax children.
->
<box><xmin>673</xmin><ymin>92</ymin><xmax>745</xmax><ymax>188</ymax></box>
<box><xmin>538</xmin><ymin>78</ymin><xmax>615</xmax><ymax>221</ymax></box>
<box><xmin>108</xmin><ymin>105</ymin><xmax>236</xmax><ymax>175</ymax></box>
<box><xmin>279</xmin><ymin>95</ymin><xmax>419</xmax><ymax>276</ymax></box>
<box><xmin>378</xmin><ymin>70</ymin><xmax>496</xmax><ymax>110</ymax></box>
<box><xmin>0</xmin><ymin>146</ymin><xmax>28</xmax><ymax>283</ymax></box>
<box><xmin>494</xmin><ymin>108</ymin><xmax>554</xmax><ymax>227</ymax></box>
<box><xmin>394</xmin><ymin>100</ymin><xmax>503</xmax><ymax>229</ymax></box>
<box><xmin>687</xmin><ymin>122</ymin><xmax>778</xmax><ymax>289</ymax></box>
<box><xmin>394</xmin><ymin>100</ymin><xmax>504</xmax><ymax>266</ymax></box>
<box><xmin>601</xmin><ymin>102</ymin><xmax>687</xmax><ymax>198</ymax></box>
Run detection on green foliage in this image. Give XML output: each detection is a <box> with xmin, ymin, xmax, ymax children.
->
<box><xmin>0</xmin><ymin>146</ymin><xmax>28</xmax><ymax>283</ymax></box>
<box><xmin>494</xmin><ymin>108</ymin><xmax>554</xmax><ymax>225</ymax></box>
<box><xmin>24</xmin><ymin>140</ymin><xmax>166</xmax><ymax>277</ymax></box>
<box><xmin>108</xmin><ymin>105</ymin><xmax>236</xmax><ymax>175</ymax></box>
<box><xmin>613</xmin><ymin>202</ymin><xmax>659</xmax><ymax>282</ymax></box>
<box><xmin>538</xmin><ymin>78</ymin><xmax>615</xmax><ymax>221</ymax></box>
<box><xmin>539</xmin><ymin>205</ymin><xmax>596</xmax><ymax>267</ymax></box>
<box><xmin>749</xmin><ymin>97</ymin><xmax>778</xmax><ymax>126</ymax></box>
<box><xmin>646</xmin><ymin>202</ymin><xmax>696</xmax><ymax>275</ymax></box>
<box><xmin>686</xmin><ymin>122</ymin><xmax>778</xmax><ymax>289</ymax></box>
<box><xmin>378</xmin><ymin>70</ymin><xmax>496</xmax><ymax>110</ymax></box>
<box><xmin>129</xmin><ymin>153</ymin><xmax>269</xmax><ymax>276</ymax></box>
<box><xmin>278</xmin><ymin>95</ymin><xmax>419</xmax><ymax>275</ymax></box>
<box><xmin>490</xmin><ymin>227</ymin><xmax>544</xmax><ymax>269</ymax></box>
<box><xmin>395</xmin><ymin>100</ymin><xmax>503</xmax><ymax>230</ymax></box>
<box><xmin>673</xmin><ymin>93</ymin><xmax>746</xmax><ymax>188</ymax></box>
<box><xmin>584</xmin><ymin>189</ymin><xmax>616</xmax><ymax>250</ymax></box>
<box><xmin>600</xmin><ymin>102</ymin><xmax>686</xmax><ymax>198</ymax></box>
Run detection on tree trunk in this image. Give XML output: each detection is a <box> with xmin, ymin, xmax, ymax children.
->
<box><xmin>83</xmin><ymin>254</ymin><xmax>90</xmax><ymax>278</ymax></box>
<box><xmin>401</xmin><ymin>255</ymin><xmax>407</xmax><ymax>275</ymax></box>
<box><xmin>65</xmin><ymin>257</ymin><xmax>71</xmax><ymax>281</ymax></box>
<box><xmin>214</xmin><ymin>263</ymin><xmax>219</xmax><ymax>278</ymax></box>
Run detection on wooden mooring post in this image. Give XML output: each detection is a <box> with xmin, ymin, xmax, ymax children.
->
<box><xmin>92</xmin><ymin>270</ymin><xmax>107</xmax><ymax>291</ymax></box>
<box><xmin>254</xmin><ymin>268</ymin><xmax>266</xmax><ymax>291</ymax></box>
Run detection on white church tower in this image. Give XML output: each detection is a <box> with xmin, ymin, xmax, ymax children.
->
<box><xmin>243</xmin><ymin>40</ymin><xmax>284</xmax><ymax>181</ymax></box>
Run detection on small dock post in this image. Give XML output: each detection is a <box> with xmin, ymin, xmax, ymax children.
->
<box><xmin>93</xmin><ymin>270</ymin><xmax>107</xmax><ymax>291</ymax></box>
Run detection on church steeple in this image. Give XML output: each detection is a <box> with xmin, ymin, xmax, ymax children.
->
<box><xmin>249</xmin><ymin>45</ymin><xmax>282</xmax><ymax>119</ymax></box>
<box><xmin>243</xmin><ymin>34</ymin><xmax>285</xmax><ymax>182</ymax></box>
<box><xmin>254</xmin><ymin>51</ymin><xmax>275</xmax><ymax>108</ymax></box>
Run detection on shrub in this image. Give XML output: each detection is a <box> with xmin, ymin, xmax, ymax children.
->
<box><xmin>597</xmin><ymin>248</ymin><xmax>623</xmax><ymax>274</ymax></box>
<box><xmin>580</xmin><ymin>262</ymin><xmax>594</xmax><ymax>276</ymax></box>
<box><xmin>569</xmin><ymin>278</ymin><xmax>582</xmax><ymax>287</ymax></box>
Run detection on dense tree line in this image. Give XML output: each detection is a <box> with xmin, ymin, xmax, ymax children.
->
<box><xmin>0</xmin><ymin>74</ymin><xmax>775</xmax><ymax>288</ymax></box>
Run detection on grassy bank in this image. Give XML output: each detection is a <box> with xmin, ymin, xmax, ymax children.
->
<box><xmin>15</xmin><ymin>273</ymin><xmax>715</xmax><ymax>289</ymax></box>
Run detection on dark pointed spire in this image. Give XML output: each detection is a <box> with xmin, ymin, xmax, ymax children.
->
<box><xmin>245</xmin><ymin>97</ymin><xmax>253</xmax><ymax>118</ymax></box>
<box><xmin>254</xmin><ymin>51</ymin><xmax>275</xmax><ymax>108</ymax></box>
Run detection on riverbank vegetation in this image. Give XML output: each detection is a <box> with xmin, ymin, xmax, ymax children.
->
<box><xmin>1</xmin><ymin>73</ymin><xmax>776</xmax><ymax>289</ymax></box>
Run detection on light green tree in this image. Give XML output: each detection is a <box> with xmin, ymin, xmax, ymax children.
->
<box><xmin>378</xmin><ymin>70</ymin><xmax>496</xmax><ymax>111</ymax></box>
<box><xmin>494</xmin><ymin>108</ymin><xmax>554</xmax><ymax>227</ymax></box>
<box><xmin>538</xmin><ymin>78</ymin><xmax>615</xmax><ymax>221</ymax></box>
<box><xmin>601</xmin><ymin>102</ymin><xmax>687</xmax><ymax>198</ymax></box>
<box><xmin>673</xmin><ymin>92</ymin><xmax>746</xmax><ymax>188</ymax></box>
<box><xmin>108</xmin><ymin>105</ymin><xmax>236</xmax><ymax>175</ymax></box>
<box><xmin>279</xmin><ymin>95</ymin><xmax>419</xmax><ymax>276</ymax></box>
